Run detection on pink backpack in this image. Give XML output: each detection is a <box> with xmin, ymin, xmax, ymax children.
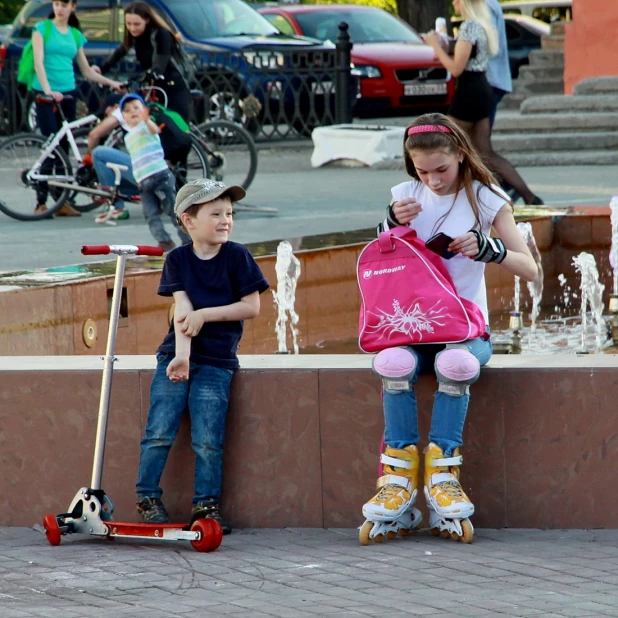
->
<box><xmin>357</xmin><ymin>226</ymin><xmax>487</xmax><ymax>353</ymax></box>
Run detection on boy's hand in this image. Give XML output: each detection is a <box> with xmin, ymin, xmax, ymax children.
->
<box><xmin>177</xmin><ymin>310</ymin><xmax>205</xmax><ymax>337</ymax></box>
<box><xmin>167</xmin><ymin>356</ymin><xmax>189</xmax><ymax>382</ymax></box>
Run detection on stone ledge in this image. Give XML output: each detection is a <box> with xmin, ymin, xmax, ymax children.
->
<box><xmin>2</xmin><ymin>353</ymin><xmax>618</xmax><ymax>371</ymax></box>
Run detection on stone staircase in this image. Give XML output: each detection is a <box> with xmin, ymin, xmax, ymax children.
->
<box><xmin>500</xmin><ymin>21</ymin><xmax>565</xmax><ymax>110</ymax></box>
<box><xmin>492</xmin><ymin>76</ymin><xmax>618</xmax><ymax>166</ymax></box>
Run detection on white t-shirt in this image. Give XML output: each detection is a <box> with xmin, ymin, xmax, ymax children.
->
<box><xmin>112</xmin><ymin>107</ymin><xmax>130</xmax><ymax>132</ymax></box>
<box><xmin>390</xmin><ymin>180</ymin><xmax>508</xmax><ymax>323</ymax></box>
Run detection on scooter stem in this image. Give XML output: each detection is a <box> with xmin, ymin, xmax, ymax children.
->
<box><xmin>91</xmin><ymin>253</ymin><xmax>127</xmax><ymax>489</ymax></box>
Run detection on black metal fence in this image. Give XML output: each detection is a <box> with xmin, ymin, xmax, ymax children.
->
<box><xmin>0</xmin><ymin>28</ymin><xmax>354</xmax><ymax>141</ymax></box>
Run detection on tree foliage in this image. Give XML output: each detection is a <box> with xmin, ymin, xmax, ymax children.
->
<box><xmin>0</xmin><ymin>0</ymin><xmax>22</xmax><ymax>24</ymax></box>
<box><xmin>396</xmin><ymin>0</ymin><xmax>451</xmax><ymax>33</ymax></box>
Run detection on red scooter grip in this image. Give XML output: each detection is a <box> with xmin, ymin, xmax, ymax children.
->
<box><xmin>81</xmin><ymin>245</ymin><xmax>111</xmax><ymax>255</ymax></box>
<box><xmin>135</xmin><ymin>245</ymin><xmax>164</xmax><ymax>256</ymax></box>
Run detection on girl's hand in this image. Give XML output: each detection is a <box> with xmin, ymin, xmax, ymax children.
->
<box><xmin>50</xmin><ymin>91</ymin><xmax>64</xmax><ymax>102</ymax></box>
<box><xmin>392</xmin><ymin>198</ymin><xmax>423</xmax><ymax>225</ymax></box>
<box><xmin>166</xmin><ymin>356</ymin><xmax>189</xmax><ymax>382</ymax></box>
<box><xmin>449</xmin><ymin>232</ymin><xmax>479</xmax><ymax>259</ymax></box>
<box><xmin>177</xmin><ymin>310</ymin><xmax>205</xmax><ymax>337</ymax></box>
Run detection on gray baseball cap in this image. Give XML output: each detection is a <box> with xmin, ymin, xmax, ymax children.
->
<box><xmin>174</xmin><ymin>179</ymin><xmax>246</xmax><ymax>217</ymax></box>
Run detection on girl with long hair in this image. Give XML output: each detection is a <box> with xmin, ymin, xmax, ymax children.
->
<box><xmin>424</xmin><ymin>0</ymin><xmax>543</xmax><ymax>205</ymax></box>
<box><xmin>99</xmin><ymin>1</ymin><xmax>192</xmax><ymax>121</ymax></box>
<box><xmin>32</xmin><ymin>0</ymin><xmax>123</xmax><ymax>215</ymax></box>
<box><xmin>361</xmin><ymin>113</ymin><xmax>537</xmax><ymax>544</ymax></box>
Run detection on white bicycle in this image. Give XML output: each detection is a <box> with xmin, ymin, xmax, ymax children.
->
<box><xmin>0</xmin><ymin>93</ymin><xmax>209</xmax><ymax>221</ymax></box>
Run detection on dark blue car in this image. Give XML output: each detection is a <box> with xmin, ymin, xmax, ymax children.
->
<box><xmin>0</xmin><ymin>0</ymin><xmax>335</xmax><ymax>133</ymax></box>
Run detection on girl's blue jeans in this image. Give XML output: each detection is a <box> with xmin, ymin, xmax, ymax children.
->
<box><xmin>136</xmin><ymin>353</ymin><xmax>234</xmax><ymax>504</ymax></box>
<box><xmin>383</xmin><ymin>335</ymin><xmax>492</xmax><ymax>457</ymax></box>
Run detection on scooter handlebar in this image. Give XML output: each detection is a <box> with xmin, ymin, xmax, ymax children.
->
<box><xmin>81</xmin><ymin>245</ymin><xmax>110</xmax><ymax>255</ymax></box>
<box><xmin>81</xmin><ymin>245</ymin><xmax>164</xmax><ymax>256</ymax></box>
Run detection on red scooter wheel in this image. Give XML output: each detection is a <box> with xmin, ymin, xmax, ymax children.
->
<box><xmin>190</xmin><ymin>517</ymin><xmax>223</xmax><ymax>552</ymax></box>
<box><xmin>43</xmin><ymin>514</ymin><xmax>61</xmax><ymax>546</ymax></box>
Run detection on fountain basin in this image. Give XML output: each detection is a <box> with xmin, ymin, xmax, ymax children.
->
<box><xmin>0</xmin><ymin>206</ymin><xmax>614</xmax><ymax>356</ymax></box>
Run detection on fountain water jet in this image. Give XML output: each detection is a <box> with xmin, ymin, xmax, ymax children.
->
<box><xmin>272</xmin><ymin>241</ymin><xmax>301</xmax><ymax>354</ymax></box>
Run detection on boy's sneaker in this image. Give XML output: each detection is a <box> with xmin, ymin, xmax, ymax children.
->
<box><xmin>137</xmin><ymin>497</ymin><xmax>169</xmax><ymax>524</ymax></box>
<box><xmin>95</xmin><ymin>208</ymin><xmax>129</xmax><ymax>224</ymax></box>
<box><xmin>191</xmin><ymin>500</ymin><xmax>231</xmax><ymax>535</ymax></box>
<box><xmin>159</xmin><ymin>240</ymin><xmax>176</xmax><ymax>253</ymax></box>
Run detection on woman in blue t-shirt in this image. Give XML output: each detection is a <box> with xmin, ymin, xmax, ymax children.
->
<box><xmin>32</xmin><ymin>0</ymin><xmax>124</xmax><ymax>216</ymax></box>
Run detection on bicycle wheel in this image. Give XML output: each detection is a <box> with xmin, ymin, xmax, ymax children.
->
<box><xmin>0</xmin><ymin>133</ymin><xmax>73</xmax><ymax>221</ymax></box>
<box><xmin>194</xmin><ymin>120</ymin><xmax>258</xmax><ymax>190</ymax></box>
<box><xmin>62</xmin><ymin>125</ymin><xmax>102</xmax><ymax>213</ymax></box>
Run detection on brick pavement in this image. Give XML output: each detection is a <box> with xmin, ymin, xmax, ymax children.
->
<box><xmin>1</xmin><ymin>526</ymin><xmax>617</xmax><ymax>617</ymax></box>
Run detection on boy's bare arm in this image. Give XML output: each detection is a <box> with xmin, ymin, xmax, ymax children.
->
<box><xmin>144</xmin><ymin>117</ymin><xmax>161</xmax><ymax>135</ymax></box>
<box><xmin>167</xmin><ymin>291</ymin><xmax>193</xmax><ymax>381</ymax></box>
<box><xmin>178</xmin><ymin>292</ymin><xmax>261</xmax><ymax>338</ymax></box>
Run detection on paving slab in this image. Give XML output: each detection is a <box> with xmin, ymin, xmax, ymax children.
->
<box><xmin>1</xmin><ymin>527</ymin><xmax>617</xmax><ymax>617</ymax></box>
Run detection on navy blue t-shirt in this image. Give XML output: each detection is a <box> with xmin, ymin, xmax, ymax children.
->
<box><xmin>157</xmin><ymin>241</ymin><xmax>269</xmax><ymax>368</ymax></box>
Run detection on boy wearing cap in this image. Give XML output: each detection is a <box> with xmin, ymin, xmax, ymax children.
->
<box><xmin>135</xmin><ymin>178</ymin><xmax>269</xmax><ymax>533</ymax></box>
<box><xmin>120</xmin><ymin>93</ymin><xmax>190</xmax><ymax>251</ymax></box>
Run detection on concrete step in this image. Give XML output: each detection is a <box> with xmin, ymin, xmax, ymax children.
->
<box><xmin>496</xmin><ymin>149</ymin><xmax>618</xmax><ymax>166</ymax></box>
<box><xmin>528</xmin><ymin>49</ymin><xmax>564</xmax><ymax>69</ymax></box>
<box><xmin>521</xmin><ymin>94</ymin><xmax>618</xmax><ymax>114</ymax></box>
<box><xmin>550</xmin><ymin>21</ymin><xmax>567</xmax><ymax>36</ymax></box>
<box><xmin>542</xmin><ymin>34</ymin><xmax>565</xmax><ymax>50</ymax></box>
<box><xmin>499</xmin><ymin>92</ymin><xmax>526</xmax><ymax>111</ymax></box>
<box><xmin>573</xmin><ymin>77</ymin><xmax>618</xmax><ymax>96</ymax></box>
<box><xmin>512</xmin><ymin>78</ymin><xmax>564</xmax><ymax>96</ymax></box>
<box><xmin>517</xmin><ymin>65</ymin><xmax>564</xmax><ymax>83</ymax></box>
<box><xmin>493</xmin><ymin>112</ymin><xmax>618</xmax><ymax>134</ymax></box>
<box><xmin>492</xmin><ymin>130</ymin><xmax>618</xmax><ymax>153</ymax></box>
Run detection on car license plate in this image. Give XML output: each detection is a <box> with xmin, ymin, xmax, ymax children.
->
<box><xmin>404</xmin><ymin>83</ymin><xmax>447</xmax><ymax>96</ymax></box>
<box><xmin>312</xmin><ymin>80</ymin><xmax>334</xmax><ymax>94</ymax></box>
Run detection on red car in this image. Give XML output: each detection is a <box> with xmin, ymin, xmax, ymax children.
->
<box><xmin>259</xmin><ymin>4</ymin><xmax>454</xmax><ymax>115</ymax></box>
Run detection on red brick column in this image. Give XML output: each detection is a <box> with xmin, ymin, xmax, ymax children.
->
<box><xmin>564</xmin><ymin>0</ymin><xmax>618</xmax><ymax>94</ymax></box>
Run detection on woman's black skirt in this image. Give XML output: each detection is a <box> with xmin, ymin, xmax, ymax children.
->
<box><xmin>448</xmin><ymin>70</ymin><xmax>493</xmax><ymax>123</ymax></box>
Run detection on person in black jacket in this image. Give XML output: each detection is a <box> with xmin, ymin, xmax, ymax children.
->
<box><xmin>98</xmin><ymin>1</ymin><xmax>192</xmax><ymax>121</ymax></box>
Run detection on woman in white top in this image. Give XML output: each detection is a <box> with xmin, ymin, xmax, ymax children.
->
<box><xmin>424</xmin><ymin>0</ymin><xmax>543</xmax><ymax>205</ymax></box>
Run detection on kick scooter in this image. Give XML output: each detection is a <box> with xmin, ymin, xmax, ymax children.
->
<box><xmin>42</xmin><ymin>243</ymin><xmax>223</xmax><ymax>553</ymax></box>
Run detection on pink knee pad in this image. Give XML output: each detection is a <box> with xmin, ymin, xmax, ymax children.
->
<box><xmin>435</xmin><ymin>348</ymin><xmax>480</xmax><ymax>383</ymax></box>
<box><xmin>372</xmin><ymin>347</ymin><xmax>417</xmax><ymax>379</ymax></box>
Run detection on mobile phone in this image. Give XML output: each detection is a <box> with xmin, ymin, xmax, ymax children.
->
<box><xmin>425</xmin><ymin>232</ymin><xmax>456</xmax><ymax>260</ymax></box>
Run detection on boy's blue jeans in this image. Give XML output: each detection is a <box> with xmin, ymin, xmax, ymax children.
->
<box><xmin>383</xmin><ymin>335</ymin><xmax>492</xmax><ymax>457</ymax></box>
<box><xmin>92</xmin><ymin>146</ymin><xmax>138</xmax><ymax>210</ymax></box>
<box><xmin>136</xmin><ymin>353</ymin><xmax>234</xmax><ymax>504</ymax></box>
<box><xmin>140</xmin><ymin>169</ymin><xmax>191</xmax><ymax>245</ymax></box>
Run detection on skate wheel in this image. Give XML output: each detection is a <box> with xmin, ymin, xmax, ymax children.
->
<box><xmin>190</xmin><ymin>517</ymin><xmax>223</xmax><ymax>552</ymax></box>
<box><xmin>386</xmin><ymin>531</ymin><xmax>397</xmax><ymax>540</ymax></box>
<box><xmin>431</xmin><ymin>527</ymin><xmax>441</xmax><ymax>537</ymax></box>
<box><xmin>399</xmin><ymin>528</ymin><xmax>409</xmax><ymax>537</ymax></box>
<box><xmin>374</xmin><ymin>534</ymin><xmax>384</xmax><ymax>543</ymax></box>
<box><xmin>460</xmin><ymin>519</ymin><xmax>474</xmax><ymax>544</ymax></box>
<box><xmin>440</xmin><ymin>529</ymin><xmax>450</xmax><ymax>539</ymax></box>
<box><xmin>43</xmin><ymin>514</ymin><xmax>61</xmax><ymax>546</ymax></box>
<box><xmin>359</xmin><ymin>521</ymin><xmax>375</xmax><ymax>546</ymax></box>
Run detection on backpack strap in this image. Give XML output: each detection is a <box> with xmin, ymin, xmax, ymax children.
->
<box><xmin>378</xmin><ymin>226</ymin><xmax>417</xmax><ymax>253</ymax></box>
<box><xmin>43</xmin><ymin>18</ymin><xmax>53</xmax><ymax>40</ymax></box>
<box><xmin>70</xmin><ymin>26</ymin><xmax>82</xmax><ymax>49</ymax></box>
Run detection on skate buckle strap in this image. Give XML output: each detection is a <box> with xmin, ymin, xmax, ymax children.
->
<box><xmin>377</xmin><ymin>474</ymin><xmax>411</xmax><ymax>491</ymax></box>
<box><xmin>380</xmin><ymin>454</ymin><xmax>412</xmax><ymax>469</ymax></box>
<box><xmin>432</xmin><ymin>472</ymin><xmax>458</xmax><ymax>485</ymax></box>
<box><xmin>433</xmin><ymin>455</ymin><xmax>463</xmax><ymax>467</ymax></box>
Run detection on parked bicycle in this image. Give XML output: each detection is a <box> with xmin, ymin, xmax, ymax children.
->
<box><xmin>0</xmin><ymin>94</ymin><xmax>209</xmax><ymax>221</ymax></box>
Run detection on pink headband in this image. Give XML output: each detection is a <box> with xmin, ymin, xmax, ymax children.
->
<box><xmin>407</xmin><ymin>125</ymin><xmax>452</xmax><ymax>136</ymax></box>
